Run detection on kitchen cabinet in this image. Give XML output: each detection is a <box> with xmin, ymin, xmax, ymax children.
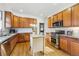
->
<box><xmin>48</xmin><ymin>17</ymin><xmax>53</xmax><ymax>28</ymax></box>
<box><xmin>24</xmin><ymin>33</ymin><xmax>30</xmax><ymax>42</ymax></box>
<box><xmin>11</xmin><ymin>13</ymin><xmax>14</xmax><ymax>27</ymax></box>
<box><xmin>5</xmin><ymin>11</ymin><xmax>11</xmax><ymax>28</ymax></box>
<box><xmin>33</xmin><ymin>19</ymin><xmax>37</xmax><ymax>24</ymax></box>
<box><xmin>60</xmin><ymin>36</ymin><xmax>68</xmax><ymax>52</ymax></box>
<box><xmin>71</xmin><ymin>39</ymin><xmax>79</xmax><ymax>56</ymax></box>
<box><xmin>53</xmin><ymin>14</ymin><xmax>58</xmax><ymax>23</ymax></box>
<box><xmin>45</xmin><ymin>33</ymin><xmax>51</xmax><ymax>45</ymax></box>
<box><xmin>60</xmin><ymin>36</ymin><xmax>79</xmax><ymax>55</ymax></box>
<box><xmin>63</xmin><ymin>8</ymin><xmax>72</xmax><ymax>27</ymax></box>
<box><xmin>17</xmin><ymin>34</ymin><xmax>25</xmax><ymax>43</ymax></box>
<box><xmin>10</xmin><ymin>35</ymin><xmax>18</xmax><ymax>51</ymax></box>
<box><xmin>19</xmin><ymin>17</ymin><xmax>37</xmax><ymax>28</ymax></box>
<box><xmin>57</xmin><ymin>12</ymin><xmax>63</xmax><ymax>21</ymax></box>
<box><xmin>17</xmin><ymin>33</ymin><xmax>30</xmax><ymax>43</ymax></box>
<box><xmin>72</xmin><ymin>4</ymin><xmax>79</xmax><ymax>26</ymax></box>
<box><xmin>1</xmin><ymin>34</ymin><xmax>18</xmax><ymax>56</ymax></box>
<box><xmin>19</xmin><ymin>17</ymin><xmax>25</xmax><ymax>28</ymax></box>
<box><xmin>2</xmin><ymin>40</ymin><xmax>11</xmax><ymax>56</ymax></box>
<box><xmin>13</xmin><ymin>15</ymin><xmax>20</xmax><ymax>28</ymax></box>
<box><xmin>0</xmin><ymin>44</ymin><xmax>1</xmax><ymax>56</ymax></box>
<box><xmin>23</xmin><ymin>18</ymin><xmax>30</xmax><ymax>28</ymax></box>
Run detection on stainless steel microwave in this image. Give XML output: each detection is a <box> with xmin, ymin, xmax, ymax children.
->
<box><xmin>53</xmin><ymin>20</ymin><xmax>63</xmax><ymax>28</ymax></box>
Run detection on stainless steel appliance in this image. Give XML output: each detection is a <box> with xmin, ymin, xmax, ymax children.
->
<box><xmin>39</xmin><ymin>23</ymin><xmax>44</xmax><ymax>35</ymax></box>
<box><xmin>53</xmin><ymin>20</ymin><xmax>63</xmax><ymax>28</ymax></box>
<box><xmin>51</xmin><ymin>30</ymin><xmax>65</xmax><ymax>48</ymax></box>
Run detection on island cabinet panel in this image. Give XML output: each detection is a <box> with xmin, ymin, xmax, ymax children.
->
<box><xmin>72</xmin><ymin>4</ymin><xmax>79</xmax><ymax>26</ymax></box>
<box><xmin>57</xmin><ymin>12</ymin><xmax>63</xmax><ymax>21</ymax></box>
<box><xmin>71</xmin><ymin>40</ymin><xmax>79</xmax><ymax>56</ymax></box>
<box><xmin>63</xmin><ymin>8</ymin><xmax>72</xmax><ymax>27</ymax></box>
<box><xmin>13</xmin><ymin>16</ymin><xmax>20</xmax><ymax>28</ymax></box>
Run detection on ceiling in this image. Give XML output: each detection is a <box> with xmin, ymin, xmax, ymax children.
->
<box><xmin>0</xmin><ymin>3</ymin><xmax>76</xmax><ymax>19</ymax></box>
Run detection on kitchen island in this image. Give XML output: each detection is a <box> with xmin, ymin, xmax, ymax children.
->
<box><xmin>31</xmin><ymin>34</ymin><xmax>44</xmax><ymax>56</ymax></box>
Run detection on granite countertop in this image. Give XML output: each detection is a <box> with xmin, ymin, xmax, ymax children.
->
<box><xmin>32</xmin><ymin>34</ymin><xmax>44</xmax><ymax>38</ymax></box>
<box><xmin>0</xmin><ymin>33</ymin><xmax>17</xmax><ymax>44</ymax></box>
<box><xmin>60</xmin><ymin>34</ymin><xmax>79</xmax><ymax>39</ymax></box>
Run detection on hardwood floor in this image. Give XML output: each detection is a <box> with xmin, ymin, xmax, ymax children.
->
<box><xmin>10</xmin><ymin>42</ymin><xmax>32</xmax><ymax>56</ymax></box>
<box><xmin>44</xmin><ymin>41</ymin><xmax>69</xmax><ymax>56</ymax></box>
<box><xmin>10</xmin><ymin>41</ymin><xmax>69</xmax><ymax>56</ymax></box>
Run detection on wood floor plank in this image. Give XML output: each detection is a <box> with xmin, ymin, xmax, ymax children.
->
<box><xmin>10</xmin><ymin>42</ymin><xmax>32</xmax><ymax>56</ymax></box>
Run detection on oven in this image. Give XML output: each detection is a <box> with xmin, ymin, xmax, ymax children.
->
<box><xmin>51</xmin><ymin>30</ymin><xmax>65</xmax><ymax>48</ymax></box>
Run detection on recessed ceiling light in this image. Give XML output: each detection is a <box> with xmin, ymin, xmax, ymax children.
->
<box><xmin>40</xmin><ymin>13</ymin><xmax>43</xmax><ymax>16</ymax></box>
<box><xmin>19</xmin><ymin>9</ymin><xmax>23</xmax><ymax>12</ymax></box>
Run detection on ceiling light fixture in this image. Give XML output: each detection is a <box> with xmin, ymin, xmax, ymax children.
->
<box><xmin>19</xmin><ymin>9</ymin><xmax>23</xmax><ymax>12</ymax></box>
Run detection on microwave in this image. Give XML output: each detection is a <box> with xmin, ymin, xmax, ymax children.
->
<box><xmin>53</xmin><ymin>20</ymin><xmax>63</xmax><ymax>28</ymax></box>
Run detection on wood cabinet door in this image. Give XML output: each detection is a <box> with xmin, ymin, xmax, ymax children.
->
<box><xmin>5</xmin><ymin>11</ymin><xmax>11</xmax><ymax>28</ymax></box>
<box><xmin>63</xmin><ymin>8</ymin><xmax>72</xmax><ymax>27</ymax></box>
<box><xmin>33</xmin><ymin>19</ymin><xmax>37</xmax><ymax>24</ymax></box>
<box><xmin>10</xmin><ymin>35</ymin><xmax>17</xmax><ymax>51</ymax></box>
<box><xmin>57</xmin><ymin>12</ymin><xmax>63</xmax><ymax>21</ymax></box>
<box><xmin>0</xmin><ymin>44</ymin><xmax>1</xmax><ymax>56</ymax></box>
<box><xmin>53</xmin><ymin>14</ymin><xmax>58</xmax><ymax>23</ymax></box>
<box><xmin>60</xmin><ymin>37</ymin><xmax>68</xmax><ymax>52</ymax></box>
<box><xmin>19</xmin><ymin>17</ymin><xmax>24</xmax><ymax>28</ymax></box>
<box><xmin>24</xmin><ymin>33</ymin><xmax>30</xmax><ymax>42</ymax></box>
<box><xmin>71</xmin><ymin>40</ymin><xmax>79</xmax><ymax>56</ymax></box>
<box><xmin>48</xmin><ymin>17</ymin><xmax>52</xmax><ymax>28</ymax></box>
<box><xmin>17</xmin><ymin>34</ymin><xmax>26</xmax><ymax>43</ymax></box>
<box><xmin>13</xmin><ymin>16</ymin><xmax>20</xmax><ymax>28</ymax></box>
<box><xmin>10</xmin><ymin>13</ymin><xmax>14</xmax><ymax>27</ymax></box>
<box><xmin>23</xmin><ymin>18</ymin><xmax>29</xmax><ymax>28</ymax></box>
<box><xmin>2</xmin><ymin>40</ymin><xmax>11</xmax><ymax>56</ymax></box>
<box><xmin>72</xmin><ymin>4</ymin><xmax>79</xmax><ymax>26</ymax></box>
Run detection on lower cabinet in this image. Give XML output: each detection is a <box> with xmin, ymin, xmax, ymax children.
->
<box><xmin>1</xmin><ymin>34</ymin><xmax>18</xmax><ymax>56</ymax></box>
<box><xmin>60</xmin><ymin>37</ymin><xmax>68</xmax><ymax>52</ymax></box>
<box><xmin>17</xmin><ymin>33</ymin><xmax>30</xmax><ymax>43</ymax></box>
<box><xmin>2</xmin><ymin>40</ymin><xmax>11</xmax><ymax>56</ymax></box>
<box><xmin>60</xmin><ymin>36</ymin><xmax>79</xmax><ymax>56</ymax></box>
<box><xmin>10</xmin><ymin>35</ymin><xmax>18</xmax><ymax>51</ymax></box>
<box><xmin>24</xmin><ymin>33</ymin><xmax>30</xmax><ymax>42</ymax></box>
<box><xmin>71</xmin><ymin>40</ymin><xmax>79</xmax><ymax>56</ymax></box>
<box><xmin>0</xmin><ymin>44</ymin><xmax>1</xmax><ymax>56</ymax></box>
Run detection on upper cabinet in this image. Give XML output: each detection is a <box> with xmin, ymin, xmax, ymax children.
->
<box><xmin>48</xmin><ymin>17</ymin><xmax>53</xmax><ymax>28</ymax></box>
<box><xmin>48</xmin><ymin>4</ymin><xmax>79</xmax><ymax>28</ymax></box>
<box><xmin>63</xmin><ymin>8</ymin><xmax>72</xmax><ymax>27</ymax></box>
<box><xmin>53</xmin><ymin>14</ymin><xmax>58</xmax><ymax>23</ymax></box>
<box><xmin>5</xmin><ymin>11</ymin><xmax>37</xmax><ymax>28</ymax></box>
<box><xmin>12</xmin><ymin>16</ymin><xmax>37</xmax><ymax>28</ymax></box>
<box><xmin>72</xmin><ymin>4</ymin><xmax>79</xmax><ymax>26</ymax></box>
<box><xmin>13</xmin><ymin>15</ymin><xmax>20</xmax><ymax>28</ymax></box>
<box><xmin>57</xmin><ymin>12</ymin><xmax>63</xmax><ymax>21</ymax></box>
<box><xmin>5</xmin><ymin>11</ymin><xmax>11</xmax><ymax>28</ymax></box>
